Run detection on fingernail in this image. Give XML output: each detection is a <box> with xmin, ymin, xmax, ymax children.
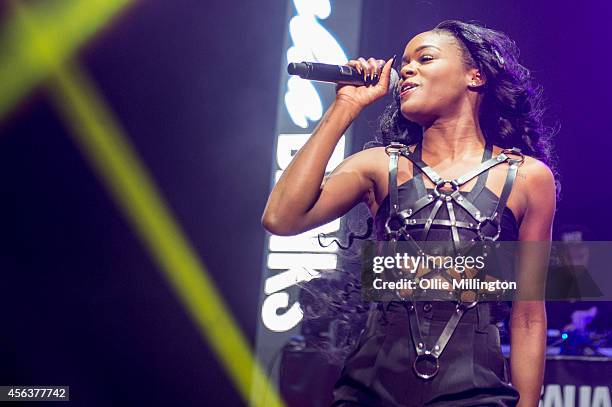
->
<box><xmin>391</xmin><ymin>54</ymin><xmax>397</xmax><ymax>66</ymax></box>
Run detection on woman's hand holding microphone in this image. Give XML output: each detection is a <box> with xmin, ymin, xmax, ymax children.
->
<box><xmin>335</xmin><ymin>55</ymin><xmax>397</xmax><ymax>114</ymax></box>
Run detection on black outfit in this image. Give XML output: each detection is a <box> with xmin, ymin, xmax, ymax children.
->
<box><xmin>332</xmin><ymin>142</ymin><xmax>523</xmax><ymax>406</ymax></box>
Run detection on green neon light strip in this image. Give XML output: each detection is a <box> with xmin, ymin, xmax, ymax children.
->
<box><xmin>0</xmin><ymin>0</ymin><xmax>131</xmax><ymax>119</ymax></box>
<box><xmin>10</xmin><ymin>1</ymin><xmax>284</xmax><ymax>405</ymax></box>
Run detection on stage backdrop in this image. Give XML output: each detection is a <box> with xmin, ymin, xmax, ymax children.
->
<box><xmin>254</xmin><ymin>1</ymin><xmax>363</xmax><ymax>402</ymax></box>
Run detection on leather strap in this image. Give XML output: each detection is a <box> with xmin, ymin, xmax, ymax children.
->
<box><xmin>385</xmin><ymin>142</ymin><xmax>409</xmax><ymax>217</ymax></box>
<box><xmin>384</xmin><ymin>143</ymin><xmax>409</xmax><ymax>242</ymax></box>
<box><xmin>389</xmin><ymin>149</ymin><xmax>400</xmax><ymax>215</ymax></box>
<box><xmin>422</xmin><ymin>198</ymin><xmax>444</xmax><ymax>239</ymax></box>
<box><xmin>402</xmin><ymin>143</ymin><xmax>498</xmax><ymax>189</ymax></box>
<box><xmin>407</xmin><ymin>300</ymin><xmax>478</xmax><ymax>380</ymax></box>
<box><xmin>492</xmin><ymin>161</ymin><xmax>520</xmax><ymax>224</ymax></box>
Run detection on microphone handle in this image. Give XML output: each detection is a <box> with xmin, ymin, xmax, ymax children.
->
<box><xmin>287</xmin><ymin>62</ymin><xmax>368</xmax><ymax>85</ymax></box>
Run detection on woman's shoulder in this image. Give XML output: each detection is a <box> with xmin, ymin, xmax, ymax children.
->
<box><xmin>520</xmin><ymin>155</ymin><xmax>557</xmax><ymax>204</ymax></box>
<box><xmin>491</xmin><ymin>145</ymin><xmax>556</xmax><ymax>216</ymax></box>
<box><xmin>515</xmin><ymin>152</ymin><xmax>554</xmax><ymax>188</ymax></box>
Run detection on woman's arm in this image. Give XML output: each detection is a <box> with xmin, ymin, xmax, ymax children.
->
<box><xmin>262</xmin><ymin>100</ymin><xmax>368</xmax><ymax>235</ymax></box>
<box><xmin>510</xmin><ymin>300</ymin><xmax>547</xmax><ymax>406</ymax></box>
<box><xmin>262</xmin><ymin>56</ymin><xmax>394</xmax><ymax>236</ymax></box>
<box><xmin>510</xmin><ymin>159</ymin><xmax>557</xmax><ymax>407</ymax></box>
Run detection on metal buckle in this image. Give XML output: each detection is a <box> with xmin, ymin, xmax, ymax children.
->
<box><xmin>456</xmin><ymin>300</ymin><xmax>479</xmax><ymax>311</ymax></box>
<box><xmin>385</xmin><ymin>142</ymin><xmax>407</xmax><ymax>155</ymax></box>
<box><xmin>413</xmin><ymin>351</ymin><xmax>440</xmax><ymax>380</ymax></box>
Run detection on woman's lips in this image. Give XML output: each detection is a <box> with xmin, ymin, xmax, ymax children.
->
<box><xmin>400</xmin><ymin>85</ymin><xmax>420</xmax><ymax>99</ymax></box>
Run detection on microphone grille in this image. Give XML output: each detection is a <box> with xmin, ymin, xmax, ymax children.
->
<box><xmin>389</xmin><ymin>68</ymin><xmax>400</xmax><ymax>96</ymax></box>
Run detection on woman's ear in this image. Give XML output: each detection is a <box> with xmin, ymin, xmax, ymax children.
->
<box><xmin>467</xmin><ymin>68</ymin><xmax>486</xmax><ymax>89</ymax></box>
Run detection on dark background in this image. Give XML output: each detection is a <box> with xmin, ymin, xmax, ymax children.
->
<box><xmin>1</xmin><ymin>1</ymin><xmax>610</xmax><ymax>406</ymax></box>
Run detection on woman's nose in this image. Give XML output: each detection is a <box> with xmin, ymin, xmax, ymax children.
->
<box><xmin>401</xmin><ymin>64</ymin><xmax>416</xmax><ymax>78</ymax></box>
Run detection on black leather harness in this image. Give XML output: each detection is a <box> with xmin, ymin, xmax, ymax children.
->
<box><xmin>380</xmin><ymin>141</ymin><xmax>524</xmax><ymax>380</ymax></box>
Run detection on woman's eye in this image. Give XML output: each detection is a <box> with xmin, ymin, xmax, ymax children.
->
<box><xmin>420</xmin><ymin>55</ymin><xmax>434</xmax><ymax>62</ymax></box>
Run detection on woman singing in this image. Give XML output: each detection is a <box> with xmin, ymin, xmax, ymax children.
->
<box><xmin>262</xmin><ymin>20</ymin><xmax>557</xmax><ymax>406</ymax></box>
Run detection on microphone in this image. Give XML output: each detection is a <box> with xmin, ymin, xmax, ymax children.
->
<box><xmin>287</xmin><ymin>61</ymin><xmax>399</xmax><ymax>91</ymax></box>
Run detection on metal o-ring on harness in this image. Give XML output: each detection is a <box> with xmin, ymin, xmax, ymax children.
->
<box><xmin>384</xmin><ymin>210</ymin><xmax>411</xmax><ymax>239</ymax></box>
<box><xmin>501</xmin><ymin>147</ymin><xmax>525</xmax><ymax>165</ymax></box>
<box><xmin>384</xmin><ymin>142</ymin><xmax>409</xmax><ymax>156</ymax></box>
<box><xmin>475</xmin><ymin>214</ymin><xmax>502</xmax><ymax>241</ymax></box>
<box><xmin>413</xmin><ymin>350</ymin><xmax>440</xmax><ymax>380</ymax></box>
<box><xmin>410</xmin><ymin>300</ymin><xmax>479</xmax><ymax>380</ymax></box>
<box><xmin>432</xmin><ymin>179</ymin><xmax>460</xmax><ymax>198</ymax></box>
